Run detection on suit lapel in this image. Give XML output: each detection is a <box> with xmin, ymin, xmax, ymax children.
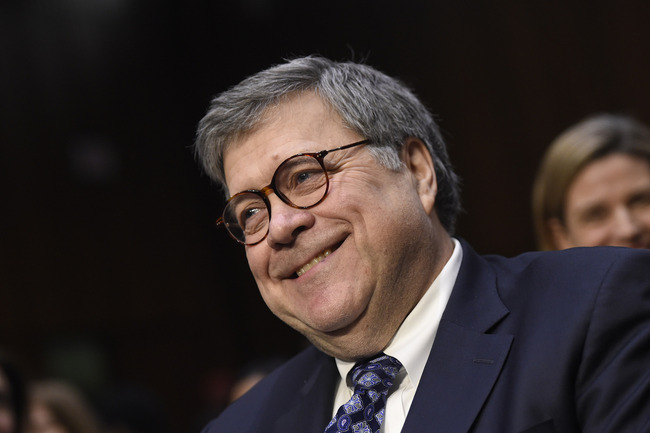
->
<box><xmin>402</xmin><ymin>239</ymin><xmax>513</xmax><ymax>433</ymax></box>
<box><xmin>272</xmin><ymin>348</ymin><xmax>338</xmax><ymax>432</ymax></box>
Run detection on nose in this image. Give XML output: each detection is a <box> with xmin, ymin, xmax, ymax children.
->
<box><xmin>265</xmin><ymin>195</ymin><xmax>316</xmax><ymax>247</ymax></box>
<box><xmin>611</xmin><ymin>206</ymin><xmax>642</xmax><ymax>246</ymax></box>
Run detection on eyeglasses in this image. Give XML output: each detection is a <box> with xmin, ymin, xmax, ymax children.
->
<box><xmin>217</xmin><ymin>139</ymin><xmax>370</xmax><ymax>245</ymax></box>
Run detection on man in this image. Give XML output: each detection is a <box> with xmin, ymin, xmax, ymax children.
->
<box><xmin>194</xmin><ymin>56</ymin><xmax>650</xmax><ymax>432</ymax></box>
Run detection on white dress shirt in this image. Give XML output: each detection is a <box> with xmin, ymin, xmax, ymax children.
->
<box><xmin>331</xmin><ymin>238</ymin><xmax>462</xmax><ymax>432</ymax></box>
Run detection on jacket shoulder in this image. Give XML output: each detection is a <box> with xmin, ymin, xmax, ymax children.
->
<box><xmin>484</xmin><ymin>245</ymin><xmax>650</xmax><ymax>287</ymax></box>
<box><xmin>200</xmin><ymin>346</ymin><xmax>334</xmax><ymax>433</ymax></box>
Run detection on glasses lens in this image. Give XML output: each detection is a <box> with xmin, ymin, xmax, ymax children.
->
<box><xmin>275</xmin><ymin>155</ymin><xmax>328</xmax><ymax>207</ymax></box>
<box><xmin>223</xmin><ymin>193</ymin><xmax>269</xmax><ymax>244</ymax></box>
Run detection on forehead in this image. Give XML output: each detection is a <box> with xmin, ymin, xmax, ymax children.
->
<box><xmin>567</xmin><ymin>153</ymin><xmax>650</xmax><ymax>207</ymax></box>
<box><xmin>223</xmin><ymin>92</ymin><xmax>358</xmax><ymax>192</ymax></box>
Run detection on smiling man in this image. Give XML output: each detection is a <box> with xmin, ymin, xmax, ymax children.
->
<box><xmin>194</xmin><ymin>57</ymin><xmax>650</xmax><ymax>433</ymax></box>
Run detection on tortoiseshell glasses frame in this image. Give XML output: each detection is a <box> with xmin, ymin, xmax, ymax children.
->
<box><xmin>216</xmin><ymin>139</ymin><xmax>371</xmax><ymax>245</ymax></box>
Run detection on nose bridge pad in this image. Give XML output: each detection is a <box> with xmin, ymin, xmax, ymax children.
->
<box><xmin>260</xmin><ymin>185</ymin><xmax>275</xmax><ymax>198</ymax></box>
<box><xmin>261</xmin><ymin>184</ymin><xmax>292</xmax><ymax>208</ymax></box>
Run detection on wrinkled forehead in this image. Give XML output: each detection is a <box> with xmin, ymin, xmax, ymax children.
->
<box><xmin>225</xmin><ymin>90</ymin><xmax>342</xmax><ymax>143</ymax></box>
<box><xmin>218</xmin><ymin>99</ymin><xmax>294</xmax><ymax>195</ymax></box>
<box><xmin>222</xmin><ymin>92</ymin><xmax>349</xmax><ymax>194</ymax></box>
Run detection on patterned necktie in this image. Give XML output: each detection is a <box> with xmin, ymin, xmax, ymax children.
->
<box><xmin>324</xmin><ymin>353</ymin><xmax>403</xmax><ymax>433</ymax></box>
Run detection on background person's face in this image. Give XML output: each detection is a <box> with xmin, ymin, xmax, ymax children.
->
<box><xmin>0</xmin><ymin>371</ymin><xmax>15</xmax><ymax>433</ymax></box>
<box><xmin>223</xmin><ymin>92</ymin><xmax>443</xmax><ymax>360</ymax></box>
<box><xmin>27</xmin><ymin>403</ymin><xmax>67</xmax><ymax>433</ymax></box>
<box><xmin>553</xmin><ymin>153</ymin><xmax>650</xmax><ymax>249</ymax></box>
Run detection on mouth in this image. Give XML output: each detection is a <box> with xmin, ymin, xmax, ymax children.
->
<box><xmin>290</xmin><ymin>241</ymin><xmax>343</xmax><ymax>279</ymax></box>
<box><xmin>295</xmin><ymin>250</ymin><xmax>331</xmax><ymax>278</ymax></box>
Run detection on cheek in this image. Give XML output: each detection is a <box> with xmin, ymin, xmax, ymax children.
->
<box><xmin>245</xmin><ymin>249</ymin><xmax>286</xmax><ymax>307</ymax></box>
<box><xmin>639</xmin><ymin>209</ymin><xmax>650</xmax><ymax>226</ymax></box>
<box><xmin>353</xmin><ymin>193</ymin><xmax>427</xmax><ymax>278</ymax></box>
<box><xmin>245</xmin><ymin>247</ymin><xmax>268</xmax><ymax>278</ymax></box>
<box><xmin>571</xmin><ymin>223</ymin><xmax>613</xmax><ymax>246</ymax></box>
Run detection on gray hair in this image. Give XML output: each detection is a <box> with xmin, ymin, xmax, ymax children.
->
<box><xmin>195</xmin><ymin>56</ymin><xmax>461</xmax><ymax>233</ymax></box>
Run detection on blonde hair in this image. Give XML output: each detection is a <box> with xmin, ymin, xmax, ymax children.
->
<box><xmin>532</xmin><ymin>114</ymin><xmax>650</xmax><ymax>250</ymax></box>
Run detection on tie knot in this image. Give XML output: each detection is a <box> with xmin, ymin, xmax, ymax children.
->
<box><xmin>324</xmin><ymin>354</ymin><xmax>403</xmax><ymax>433</ymax></box>
<box><xmin>350</xmin><ymin>353</ymin><xmax>402</xmax><ymax>394</ymax></box>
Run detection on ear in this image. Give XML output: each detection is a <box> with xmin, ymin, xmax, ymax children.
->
<box><xmin>547</xmin><ymin>217</ymin><xmax>573</xmax><ymax>250</ymax></box>
<box><xmin>402</xmin><ymin>137</ymin><xmax>437</xmax><ymax>215</ymax></box>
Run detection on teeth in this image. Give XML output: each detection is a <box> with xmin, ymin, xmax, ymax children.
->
<box><xmin>296</xmin><ymin>250</ymin><xmax>331</xmax><ymax>277</ymax></box>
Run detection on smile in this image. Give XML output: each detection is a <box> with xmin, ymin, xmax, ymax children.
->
<box><xmin>296</xmin><ymin>249</ymin><xmax>332</xmax><ymax>277</ymax></box>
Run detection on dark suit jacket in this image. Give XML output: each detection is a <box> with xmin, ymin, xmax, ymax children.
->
<box><xmin>201</xmin><ymin>240</ymin><xmax>650</xmax><ymax>432</ymax></box>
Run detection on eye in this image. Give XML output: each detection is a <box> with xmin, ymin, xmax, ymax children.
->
<box><xmin>228</xmin><ymin>194</ymin><xmax>267</xmax><ymax>229</ymax></box>
<box><xmin>239</xmin><ymin>204</ymin><xmax>266</xmax><ymax>224</ymax></box>
<box><xmin>296</xmin><ymin>171</ymin><xmax>313</xmax><ymax>184</ymax></box>
<box><xmin>242</xmin><ymin>206</ymin><xmax>261</xmax><ymax>221</ymax></box>
<box><xmin>291</xmin><ymin>168</ymin><xmax>322</xmax><ymax>186</ymax></box>
<box><xmin>629</xmin><ymin>191</ymin><xmax>650</xmax><ymax>208</ymax></box>
<box><xmin>579</xmin><ymin>206</ymin><xmax>609</xmax><ymax>224</ymax></box>
<box><xmin>276</xmin><ymin>156</ymin><xmax>326</xmax><ymax>194</ymax></box>
<box><xmin>239</xmin><ymin>206</ymin><xmax>268</xmax><ymax>236</ymax></box>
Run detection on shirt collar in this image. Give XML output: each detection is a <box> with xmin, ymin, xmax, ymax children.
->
<box><xmin>335</xmin><ymin>238</ymin><xmax>462</xmax><ymax>385</ymax></box>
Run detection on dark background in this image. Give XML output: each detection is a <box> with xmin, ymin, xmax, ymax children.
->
<box><xmin>1</xmin><ymin>1</ymin><xmax>649</xmax><ymax>432</ymax></box>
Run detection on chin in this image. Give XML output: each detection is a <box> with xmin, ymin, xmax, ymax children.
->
<box><xmin>305</xmin><ymin>312</ymin><xmax>358</xmax><ymax>335</ymax></box>
<box><xmin>304</xmin><ymin>317</ymin><xmax>388</xmax><ymax>360</ymax></box>
<box><xmin>309</xmin><ymin>334</ymin><xmax>386</xmax><ymax>361</ymax></box>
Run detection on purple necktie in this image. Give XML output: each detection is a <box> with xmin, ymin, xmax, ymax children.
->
<box><xmin>324</xmin><ymin>353</ymin><xmax>403</xmax><ymax>433</ymax></box>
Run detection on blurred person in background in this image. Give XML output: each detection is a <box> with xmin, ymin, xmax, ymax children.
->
<box><xmin>532</xmin><ymin>113</ymin><xmax>650</xmax><ymax>250</ymax></box>
<box><xmin>228</xmin><ymin>357</ymin><xmax>286</xmax><ymax>403</ymax></box>
<box><xmin>27</xmin><ymin>381</ymin><xmax>102</xmax><ymax>433</ymax></box>
<box><xmin>0</xmin><ymin>351</ymin><xmax>27</xmax><ymax>433</ymax></box>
